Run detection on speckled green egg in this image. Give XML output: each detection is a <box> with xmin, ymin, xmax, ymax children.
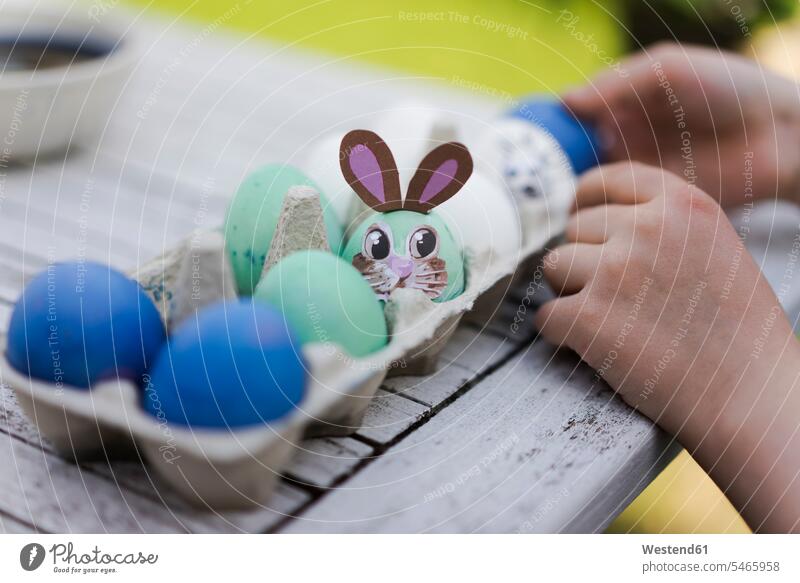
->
<box><xmin>254</xmin><ymin>250</ymin><xmax>388</xmax><ymax>357</ymax></box>
<box><xmin>341</xmin><ymin>210</ymin><xmax>465</xmax><ymax>302</ymax></box>
<box><xmin>224</xmin><ymin>164</ymin><xmax>343</xmax><ymax>296</ymax></box>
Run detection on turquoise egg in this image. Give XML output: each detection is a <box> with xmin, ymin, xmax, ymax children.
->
<box><xmin>254</xmin><ymin>250</ymin><xmax>387</xmax><ymax>357</ymax></box>
<box><xmin>224</xmin><ymin>164</ymin><xmax>343</xmax><ymax>296</ymax></box>
<box><xmin>341</xmin><ymin>210</ymin><xmax>465</xmax><ymax>302</ymax></box>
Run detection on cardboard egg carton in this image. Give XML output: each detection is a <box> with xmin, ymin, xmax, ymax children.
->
<box><xmin>3</xmin><ymin>184</ymin><xmax>564</xmax><ymax>509</ymax></box>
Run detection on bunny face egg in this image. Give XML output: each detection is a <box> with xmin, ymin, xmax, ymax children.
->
<box><xmin>7</xmin><ymin>262</ymin><xmax>165</xmax><ymax>389</ymax></box>
<box><xmin>143</xmin><ymin>300</ymin><xmax>306</xmax><ymax>428</ymax></box>
<box><xmin>224</xmin><ymin>164</ymin><xmax>344</xmax><ymax>296</ymax></box>
<box><xmin>335</xmin><ymin>129</ymin><xmax>473</xmax><ymax>303</ymax></box>
<box><xmin>342</xmin><ymin>210</ymin><xmax>465</xmax><ymax>302</ymax></box>
<box><xmin>254</xmin><ymin>250</ymin><xmax>387</xmax><ymax>357</ymax></box>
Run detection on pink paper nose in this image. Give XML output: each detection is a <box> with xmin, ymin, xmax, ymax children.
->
<box><xmin>389</xmin><ymin>256</ymin><xmax>414</xmax><ymax>278</ymax></box>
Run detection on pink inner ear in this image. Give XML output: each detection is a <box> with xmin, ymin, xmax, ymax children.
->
<box><xmin>419</xmin><ymin>159</ymin><xmax>458</xmax><ymax>204</ymax></box>
<box><xmin>349</xmin><ymin>145</ymin><xmax>385</xmax><ymax>203</ymax></box>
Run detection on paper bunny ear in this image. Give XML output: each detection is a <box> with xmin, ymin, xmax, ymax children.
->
<box><xmin>340</xmin><ymin>130</ymin><xmax>403</xmax><ymax>212</ymax></box>
<box><xmin>404</xmin><ymin>142</ymin><xmax>473</xmax><ymax>213</ymax></box>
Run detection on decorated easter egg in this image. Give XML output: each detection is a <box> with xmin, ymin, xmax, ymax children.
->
<box><xmin>436</xmin><ymin>171</ymin><xmax>521</xmax><ymax>259</ymax></box>
<box><xmin>6</xmin><ymin>261</ymin><xmax>165</xmax><ymax>389</ymax></box>
<box><xmin>341</xmin><ymin>210</ymin><xmax>465</xmax><ymax>303</ymax></box>
<box><xmin>224</xmin><ymin>163</ymin><xmax>344</xmax><ymax>296</ymax></box>
<box><xmin>254</xmin><ymin>250</ymin><xmax>387</xmax><ymax>357</ymax></box>
<box><xmin>508</xmin><ymin>98</ymin><xmax>602</xmax><ymax>175</ymax></box>
<box><xmin>472</xmin><ymin>99</ymin><xmax>602</xmax><ymax>213</ymax></box>
<box><xmin>334</xmin><ymin>128</ymin><xmax>473</xmax><ymax>303</ymax></box>
<box><xmin>471</xmin><ymin>117</ymin><xmax>577</xmax><ymax>213</ymax></box>
<box><xmin>143</xmin><ymin>300</ymin><xmax>306</xmax><ymax>428</ymax></box>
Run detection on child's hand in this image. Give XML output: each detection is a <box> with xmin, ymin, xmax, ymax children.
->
<box><xmin>563</xmin><ymin>43</ymin><xmax>800</xmax><ymax>207</ymax></box>
<box><xmin>535</xmin><ymin>162</ymin><xmax>800</xmax><ymax>532</ymax></box>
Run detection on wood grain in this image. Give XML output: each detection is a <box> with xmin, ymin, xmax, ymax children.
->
<box><xmin>284</xmin><ymin>341</ymin><xmax>679</xmax><ymax>533</ymax></box>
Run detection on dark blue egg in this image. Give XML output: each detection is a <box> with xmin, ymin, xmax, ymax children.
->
<box><xmin>6</xmin><ymin>261</ymin><xmax>165</xmax><ymax>389</ymax></box>
<box><xmin>143</xmin><ymin>300</ymin><xmax>307</xmax><ymax>428</ymax></box>
<box><xmin>508</xmin><ymin>98</ymin><xmax>603</xmax><ymax>174</ymax></box>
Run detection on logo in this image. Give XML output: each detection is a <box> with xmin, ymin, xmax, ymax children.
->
<box><xmin>20</xmin><ymin>543</ymin><xmax>46</xmax><ymax>571</ymax></box>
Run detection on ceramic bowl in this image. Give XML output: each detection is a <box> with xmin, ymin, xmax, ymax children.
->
<box><xmin>0</xmin><ymin>1</ymin><xmax>139</xmax><ymax>160</ymax></box>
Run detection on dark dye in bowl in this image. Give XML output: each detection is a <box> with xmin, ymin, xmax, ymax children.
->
<box><xmin>0</xmin><ymin>36</ymin><xmax>115</xmax><ymax>73</ymax></box>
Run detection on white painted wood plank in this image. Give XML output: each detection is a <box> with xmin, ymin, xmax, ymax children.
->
<box><xmin>383</xmin><ymin>365</ymin><xmax>473</xmax><ymax>409</ymax></box>
<box><xmin>383</xmin><ymin>325</ymin><xmax>519</xmax><ymax>409</ymax></box>
<box><xmin>0</xmin><ymin>201</ymin><xmax>141</xmax><ymax>270</ymax></box>
<box><xmin>24</xmin><ymin>165</ymin><xmax>211</xmax><ymax>233</ymax></box>
<box><xmin>0</xmin><ymin>432</ymin><xmax>192</xmax><ymax>533</ymax></box>
<box><xmin>284</xmin><ymin>341</ymin><xmax>679</xmax><ymax>533</ymax></box>
<box><xmin>0</xmin><ymin>513</ymin><xmax>35</xmax><ymax>533</ymax></box>
<box><xmin>0</xmin><ymin>302</ymin><xmax>13</xmax><ymax>328</ymax></box>
<box><xmin>438</xmin><ymin>326</ymin><xmax>520</xmax><ymax>374</ymax></box>
<box><xmin>0</xmin><ymin>383</ymin><xmax>309</xmax><ymax>533</ymax></box>
<box><xmin>284</xmin><ymin>437</ymin><xmax>373</xmax><ymax>489</ymax></box>
<box><xmin>0</xmin><ymin>260</ymin><xmax>31</xmax><ymax>304</ymax></box>
<box><xmin>284</xmin><ymin>328</ymin><xmax>522</xmax><ymax>488</ymax></box>
<box><xmin>355</xmin><ymin>389</ymin><xmax>429</xmax><ymax>445</ymax></box>
<box><xmin>84</xmin><ymin>458</ymin><xmax>310</xmax><ymax>534</ymax></box>
<box><xmin>1</xmin><ymin>167</ymin><xmax>199</xmax><ymax>260</ymax></box>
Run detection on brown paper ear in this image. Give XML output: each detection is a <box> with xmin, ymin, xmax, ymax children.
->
<box><xmin>404</xmin><ymin>142</ymin><xmax>473</xmax><ymax>213</ymax></box>
<box><xmin>339</xmin><ymin>130</ymin><xmax>403</xmax><ymax>212</ymax></box>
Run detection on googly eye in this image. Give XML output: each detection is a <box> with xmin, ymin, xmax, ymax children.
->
<box><xmin>364</xmin><ymin>225</ymin><xmax>391</xmax><ymax>260</ymax></box>
<box><xmin>409</xmin><ymin>227</ymin><xmax>439</xmax><ymax>259</ymax></box>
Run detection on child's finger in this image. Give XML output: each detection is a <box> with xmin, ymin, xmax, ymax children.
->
<box><xmin>562</xmin><ymin>49</ymin><xmax>660</xmax><ymax>120</ymax></box>
<box><xmin>542</xmin><ymin>243</ymin><xmax>602</xmax><ymax>295</ymax></box>
<box><xmin>574</xmin><ymin>162</ymin><xmax>685</xmax><ymax>210</ymax></box>
<box><xmin>566</xmin><ymin>204</ymin><xmax>632</xmax><ymax>244</ymax></box>
<box><xmin>533</xmin><ymin>294</ymin><xmax>583</xmax><ymax>348</ymax></box>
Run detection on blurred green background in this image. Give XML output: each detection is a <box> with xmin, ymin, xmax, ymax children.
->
<box><xmin>125</xmin><ymin>0</ymin><xmax>625</xmax><ymax>96</ymax></box>
<box><xmin>122</xmin><ymin>0</ymin><xmax>799</xmax><ymax>534</ymax></box>
<box><xmin>124</xmin><ymin>0</ymin><xmax>796</xmax><ymax>95</ymax></box>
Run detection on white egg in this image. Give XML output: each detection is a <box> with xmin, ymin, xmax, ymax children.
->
<box><xmin>436</xmin><ymin>170</ymin><xmax>521</xmax><ymax>260</ymax></box>
<box><xmin>374</xmin><ymin>101</ymin><xmax>459</xmax><ymax>190</ymax></box>
<box><xmin>302</xmin><ymin>103</ymin><xmax>462</xmax><ymax>228</ymax></box>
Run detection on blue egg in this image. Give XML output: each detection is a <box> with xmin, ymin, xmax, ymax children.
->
<box><xmin>143</xmin><ymin>300</ymin><xmax>307</xmax><ymax>428</ymax></box>
<box><xmin>6</xmin><ymin>262</ymin><xmax>165</xmax><ymax>389</ymax></box>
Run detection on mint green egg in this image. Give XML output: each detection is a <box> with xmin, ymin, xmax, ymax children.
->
<box><xmin>224</xmin><ymin>164</ymin><xmax>344</xmax><ymax>296</ymax></box>
<box><xmin>254</xmin><ymin>250</ymin><xmax>388</xmax><ymax>357</ymax></box>
<box><xmin>341</xmin><ymin>210</ymin><xmax>465</xmax><ymax>302</ymax></box>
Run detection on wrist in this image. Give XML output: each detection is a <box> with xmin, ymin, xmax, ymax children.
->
<box><xmin>686</xmin><ymin>339</ymin><xmax>798</xmax><ymax>453</ymax></box>
<box><xmin>685</xmin><ymin>338</ymin><xmax>800</xmax><ymax>530</ymax></box>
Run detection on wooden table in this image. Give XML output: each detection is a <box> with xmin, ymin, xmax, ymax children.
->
<box><xmin>0</xmin><ymin>17</ymin><xmax>679</xmax><ymax>533</ymax></box>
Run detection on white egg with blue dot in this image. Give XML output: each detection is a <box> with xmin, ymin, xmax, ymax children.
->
<box><xmin>472</xmin><ymin>117</ymin><xmax>577</xmax><ymax>216</ymax></box>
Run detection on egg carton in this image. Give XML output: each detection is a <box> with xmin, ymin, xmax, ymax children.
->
<box><xmin>2</xmin><ymin>182</ymin><xmax>565</xmax><ymax>510</ymax></box>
